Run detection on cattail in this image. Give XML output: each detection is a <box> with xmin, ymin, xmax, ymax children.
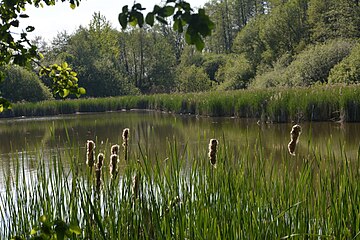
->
<box><xmin>95</xmin><ymin>153</ymin><xmax>104</xmax><ymax>191</ymax></box>
<box><xmin>122</xmin><ymin>128</ymin><xmax>130</xmax><ymax>161</ymax></box>
<box><xmin>208</xmin><ymin>139</ymin><xmax>219</xmax><ymax>167</ymax></box>
<box><xmin>288</xmin><ymin>124</ymin><xmax>302</xmax><ymax>156</ymax></box>
<box><xmin>109</xmin><ymin>154</ymin><xmax>118</xmax><ymax>178</ymax></box>
<box><xmin>111</xmin><ymin>144</ymin><xmax>120</xmax><ymax>155</ymax></box>
<box><xmin>86</xmin><ymin>140</ymin><xmax>95</xmax><ymax>168</ymax></box>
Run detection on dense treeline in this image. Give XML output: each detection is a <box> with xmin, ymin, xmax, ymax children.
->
<box><xmin>1</xmin><ymin>0</ymin><xmax>359</xmax><ymax>102</ymax></box>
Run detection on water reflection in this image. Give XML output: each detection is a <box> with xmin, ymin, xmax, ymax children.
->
<box><xmin>0</xmin><ymin>110</ymin><xmax>360</xmax><ymax>187</ymax></box>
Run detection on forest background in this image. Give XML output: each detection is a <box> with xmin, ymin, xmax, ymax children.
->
<box><xmin>1</xmin><ymin>0</ymin><xmax>360</xmax><ymax>103</ymax></box>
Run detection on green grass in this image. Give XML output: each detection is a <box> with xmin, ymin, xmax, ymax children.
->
<box><xmin>3</xmin><ymin>84</ymin><xmax>360</xmax><ymax>122</ymax></box>
<box><xmin>1</xmin><ymin>128</ymin><xmax>360</xmax><ymax>239</ymax></box>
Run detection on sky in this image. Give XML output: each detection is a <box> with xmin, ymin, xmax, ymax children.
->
<box><xmin>16</xmin><ymin>0</ymin><xmax>209</xmax><ymax>42</ymax></box>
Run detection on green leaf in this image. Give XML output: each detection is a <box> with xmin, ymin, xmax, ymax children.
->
<box><xmin>61</xmin><ymin>62</ymin><xmax>68</xmax><ymax>69</ymax></box>
<box><xmin>173</xmin><ymin>18</ymin><xmax>183</xmax><ymax>33</ymax></box>
<box><xmin>78</xmin><ymin>87</ymin><xmax>86</xmax><ymax>95</ymax></box>
<box><xmin>26</xmin><ymin>26</ymin><xmax>35</xmax><ymax>32</ymax></box>
<box><xmin>10</xmin><ymin>20</ymin><xmax>19</xmax><ymax>27</ymax></box>
<box><xmin>155</xmin><ymin>16</ymin><xmax>168</xmax><ymax>25</ymax></box>
<box><xmin>19</xmin><ymin>14</ymin><xmax>29</xmax><ymax>18</ymax></box>
<box><xmin>61</xmin><ymin>89</ymin><xmax>70</xmax><ymax>98</ymax></box>
<box><xmin>163</xmin><ymin>6</ymin><xmax>175</xmax><ymax>17</ymax></box>
<box><xmin>145</xmin><ymin>13</ymin><xmax>154</xmax><ymax>26</ymax></box>
<box><xmin>118</xmin><ymin>13</ymin><xmax>128</xmax><ymax>29</ymax></box>
<box><xmin>70</xmin><ymin>3</ymin><xmax>76</xmax><ymax>9</ymax></box>
<box><xmin>122</xmin><ymin>5</ymin><xmax>128</xmax><ymax>13</ymax></box>
<box><xmin>39</xmin><ymin>215</ymin><xmax>47</xmax><ymax>223</ymax></box>
<box><xmin>134</xmin><ymin>12</ymin><xmax>144</xmax><ymax>27</ymax></box>
<box><xmin>30</xmin><ymin>228</ymin><xmax>37</xmax><ymax>235</ymax></box>
<box><xmin>194</xmin><ymin>36</ymin><xmax>205</xmax><ymax>51</ymax></box>
<box><xmin>69</xmin><ymin>223</ymin><xmax>81</xmax><ymax>235</ymax></box>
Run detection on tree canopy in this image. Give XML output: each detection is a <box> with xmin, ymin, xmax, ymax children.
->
<box><xmin>1</xmin><ymin>0</ymin><xmax>360</xmax><ymax>112</ymax></box>
<box><xmin>0</xmin><ymin>0</ymin><xmax>214</xmax><ymax>111</ymax></box>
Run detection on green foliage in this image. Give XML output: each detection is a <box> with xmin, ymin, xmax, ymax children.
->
<box><xmin>176</xmin><ymin>65</ymin><xmax>211</xmax><ymax>93</ymax></box>
<box><xmin>252</xmin><ymin>39</ymin><xmax>355</xmax><ymax>87</ymax></box>
<box><xmin>232</xmin><ymin>16</ymin><xmax>266</xmax><ymax>69</ymax></box>
<box><xmin>0</xmin><ymin>0</ymin><xmax>82</xmax><ymax>111</ymax></box>
<box><xmin>328</xmin><ymin>42</ymin><xmax>360</xmax><ymax>84</ymax></box>
<box><xmin>119</xmin><ymin>0</ymin><xmax>214</xmax><ymax>51</ymax></box>
<box><xmin>1</xmin><ymin>65</ymin><xmax>53</xmax><ymax>102</ymax></box>
<box><xmin>308</xmin><ymin>0</ymin><xmax>360</xmax><ymax>42</ymax></box>
<box><xmin>12</xmin><ymin>215</ymin><xmax>81</xmax><ymax>240</ymax></box>
<box><xmin>39</xmin><ymin>62</ymin><xmax>85</xmax><ymax>98</ymax></box>
<box><xmin>259</xmin><ymin>0</ymin><xmax>309</xmax><ymax>65</ymax></box>
<box><xmin>202</xmin><ymin>53</ymin><xmax>226</xmax><ymax>82</ymax></box>
<box><xmin>216</xmin><ymin>54</ymin><xmax>254</xmax><ymax>90</ymax></box>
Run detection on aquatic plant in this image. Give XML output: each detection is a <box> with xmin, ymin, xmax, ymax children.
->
<box><xmin>208</xmin><ymin>138</ymin><xmax>219</xmax><ymax>167</ymax></box>
<box><xmin>86</xmin><ymin>140</ymin><xmax>95</xmax><ymax>168</ymax></box>
<box><xmin>122</xmin><ymin>128</ymin><xmax>129</xmax><ymax>161</ymax></box>
<box><xmin>288</xmin><ymin>124</ymin><xmax>302</xmax><ymax>155</ymax></box>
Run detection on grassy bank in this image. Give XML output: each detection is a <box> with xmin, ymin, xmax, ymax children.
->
<box><xmin>2</xmin><ymin>84</ymin><xmax>360</xmax><ymax>122</ymax></box>
<box><xmin>1</xmin><ymin>129</ymin><xmax>360</xmax><ymax>239</ymax></box>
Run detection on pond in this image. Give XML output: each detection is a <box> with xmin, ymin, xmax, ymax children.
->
<box><xmin>0</xmin><ymin>110</ymin><xmax>359</xmax><ymax>188</ymax></box>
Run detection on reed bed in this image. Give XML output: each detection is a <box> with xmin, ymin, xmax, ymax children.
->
<box><xmin>1</xmin><ymin>126</ymin><xmax>360</xmax><ymax>239</ymax></box>
<box><xmin>2</xmin><ymin>84</ymin><xmax>360</xmax><ymax>122</ymax></box>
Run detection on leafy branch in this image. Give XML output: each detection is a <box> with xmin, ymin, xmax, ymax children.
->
<box><xmin>11</xmin><ymin>215</ymin><xmax>81</xmax><ymax>240</ymax></box>
<box><xmin>118</xmin><ymin>0</ymin><xmax>214</xmax><ymax>51</ymax></box>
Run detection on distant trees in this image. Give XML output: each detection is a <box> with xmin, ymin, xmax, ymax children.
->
<box><xmin>2</xmin><ymin>0</ymin><xmax>360</xmax><ymax>105</ymax></box>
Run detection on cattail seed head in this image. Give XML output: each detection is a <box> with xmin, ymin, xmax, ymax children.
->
<box><xmin>288</xmin><ymin>124</ymin><xmax>302</xmax><ymax>156</ymax></box>
<box><xmin>111</xmin><ymin>144</ymin><xmax>120</xmax><ymax>155</ymax></box>
<box><xmin>122</xmin><ymin>128</ymin><xmax>130</xmax><ymax>161</ymax></box>
<box><xmin>208</xmin><ymin>139</ymin><xmax>219</xmax><ymax>166</ymax></box>
<box><xmin>95</xmin><ymin>153</ymin><xmax>104</xmax><ymax>191</ymax></box>
<box><xmin>109</xmin><ymin>154</ymin><xmax>118</xmax><ymax>178</ymax></box>
<box><xmin>86</xmin><ymin>140</ymin><xmax>95</xmax><ymax>168</ymax></box>
<box><xmin>96</xmin><ymin>153</ymin><xmax>104</xmax><ymax>170</ymax></box>
<box><xmin>122</xmin><ymin>128</ymin><xmax>129</xmax><ymax>141</ymax></box>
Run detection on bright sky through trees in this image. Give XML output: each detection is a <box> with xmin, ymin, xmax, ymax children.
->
<box><xmin>18</xmin><ymin>0</ymin><xmax>209</xmax><ymax>41</ymax></box>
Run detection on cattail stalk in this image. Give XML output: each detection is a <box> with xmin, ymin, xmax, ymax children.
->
<box><xmin>132</xmin><ymin>172</ymin><xmax>141</xmax><ymax>201</ymax></box>
<box><xmin>95</xmin><ymin>153</ymin><xmax>104</xmax><ymax>191</ymax></box>
<box><xmin>86</xmin><ymin>140</ymin><xmax>95</xmax><ymax>168</ymax></box>
<box><xmin>288</xmin><ymin>124</ymin><xmax>302</xmax><ymax>156</ymax></box>
<box><xmin>122</xmin><ymin>128</ymin><xmax>130</xmax><ymax>161</ymax></box>
<box><xmin>208</xmin><ymin>139</ymin><xmax>219</xmax><ymax>167</ymax></box>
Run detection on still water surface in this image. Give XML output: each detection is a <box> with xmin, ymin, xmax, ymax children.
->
<box><xmin>0</xmin><ymin>110</ymin><xmax>360</xmax><ymax>187</ymax></box>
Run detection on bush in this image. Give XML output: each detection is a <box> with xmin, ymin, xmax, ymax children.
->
<box><xmin>251</xmin><ymin>39</ymin><xmax>355</xmax><ymax>88</ymax></box>
<box><xmin>176</xmin><ymin>66</ymin><xmax>212</xmax><ymax>93</ymax></box>
<box><xmin>328</xmin><ymin>42</ymin><xmax>360</xmax><ymax>84</ymax></box>
<box><xmin>0</xmin><ymin>65</ymin><xmax>53</xmax><ymax>102</ymax></box>
<box><xmin>216</xmin><ymin>54</ymin><xmax>254</xmax><ymax>90</ymax></box>
<box><xmin>282</xmin><ymin>39</ymin><xmax>355</xmax><ymax>86</ymax></box>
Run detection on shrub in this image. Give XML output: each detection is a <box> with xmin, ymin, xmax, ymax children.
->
<box><xmin>282</xmin><ymin>39</ymin><xmax>355</xmax><ymax>86</ymax></box>
<box><xmin>328</xmin><ymin>42</ymin><xmax>360</xmax><ymax>84</ymax></box>
<box><xmin>216</xmin><ymin>54</ymin><xmax>254</xmax><ymax>90</ymax></box>
<box><xmin>0</xmin><ymin>65</ymin><xmax>53</xmax><ymax>102</ymax></box>
<box><xmin>176</xmin><ymin>66</ymin><xmax>212</xmax><ymax>93</ymax></box>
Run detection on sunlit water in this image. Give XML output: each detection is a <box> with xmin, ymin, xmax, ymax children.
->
<box><xmin>1</xmin><ymin>110</ymin><xmax>360</xmax><ymax>191</ymax></box>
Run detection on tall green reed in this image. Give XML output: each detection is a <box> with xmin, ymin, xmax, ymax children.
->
<box><xmin>3</xmin><ymin>84</ymin><xmax>360</xmax><ymax>122</ymax></box>
<box><xmin>2</xmin><ymin>124</ymin><xmax>360</xmax><ymax>239</ymax></box>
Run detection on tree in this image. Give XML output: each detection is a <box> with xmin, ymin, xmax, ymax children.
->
<box><xmin>308</xmin><ymin>0</ymin><xmax>360</xmax><ymax>42</ymax></box>
<box><xmin>0</xmin><ymin>0</ymin><xmax>214</xmax><ymax>111</ymax></box>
